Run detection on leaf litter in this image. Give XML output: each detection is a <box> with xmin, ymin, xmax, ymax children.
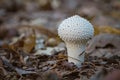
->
<box><xmin>0</xmin><ymin>0</ymin><xmax>120</xmax><ymax>80</ymax></box>
<box><xmin>0</xmin><ymin>26</ymin><xmax>120</xmax><ymax>80</ymax></box>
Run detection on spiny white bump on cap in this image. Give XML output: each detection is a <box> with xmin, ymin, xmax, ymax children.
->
<box><xmin>58</xmin><ymin>15</ymin><xmax>94</xmax><ymax>42</ymax></box>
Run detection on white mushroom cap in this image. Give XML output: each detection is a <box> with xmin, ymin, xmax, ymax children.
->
<box><xmin>58</xmin><ymin>15</ymin><xmax>94</xmax><ymax>42</ymax></box>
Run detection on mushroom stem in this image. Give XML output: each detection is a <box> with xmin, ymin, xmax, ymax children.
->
<box><xmin>66</xmin><ymin>42</ymin><xmax>86</xmax><ymax>67</ymax></box>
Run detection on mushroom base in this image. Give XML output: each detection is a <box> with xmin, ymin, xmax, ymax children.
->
<box><xmin>66</xmin><ymin>43</ymin><xmax>86</xmax><ymax>67</ymax></box>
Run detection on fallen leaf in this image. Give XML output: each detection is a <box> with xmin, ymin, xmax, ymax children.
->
<box><xmin>23</xmin><ymin>28</ymin><xmax>36</xmax><ymax>53</ymax></box>
<box><xmin>104</xmin><ymin>69</ymin><xmax>120</xmax><ymax>80</ymax></box>
<box><xmin>0</xmin><ymin>57</ymin><xmax>3</xmax><ymax>67</ymax></box>
<box><xmin>15</xmin><ymin>68</ymin><xmax>36</xmax><ymax>75</ymax></box>
<box><xmin>90</xmin><ymin>68</ymin><xmax>108</xmax><ymax>80</ymax></box>
<box><xmin>86</xmin><ymin>33</ymin><xmax>120</xmax><ymax>57</ymax></box>
<box><xmin>94</xmin><ymin>26</ymin><xmax>120</xmax><ymax>35</ymax></box>
<box><xmin>110</xmin><ymin>11</ymin><xmax>120</xmax><ymax>19</ymax></box>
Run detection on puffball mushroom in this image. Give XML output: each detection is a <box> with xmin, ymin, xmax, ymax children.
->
<box><xmin>58</xmin><ymin>15</ymin><xmax>94</xmax><ymax>67</ymax></box>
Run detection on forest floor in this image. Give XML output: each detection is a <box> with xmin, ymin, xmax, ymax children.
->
<box><xmin>0</xmin><ymin>0</ymin><xmax>120</xmax><ymax>80</ymax></box>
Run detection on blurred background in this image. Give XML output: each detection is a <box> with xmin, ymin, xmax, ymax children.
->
<box><xmin>0</xmin><ymin>0</ymin><xmax>120</xmax><ymax>47</ymax></box>
<box><xmin>0</xmin><ymin>0</ymin><xmax>120</xmax><ymax>33</ymax></box>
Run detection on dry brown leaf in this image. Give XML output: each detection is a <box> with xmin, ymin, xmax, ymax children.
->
<box><xmin>58</xmin><ymin>52</ymin><xmax>67</xmax><ymax>59</ymax></box>
<box><xmin>110</xmin><ymin>11</ymin><xmax>120</xmax><ymax>19</ymax></box>
<box><xmin>0</xmin><ymin>57</ymin><xmax>3</xmax><ymax>67</ymax></box>
<box><xmin>90</xmin><ymin>68</ymin><xmax>108</xmax><ymax>80</ymax></box>
<box><xmin>6</xmin><ymin>27</ymin><xmax>36</xmax><ymax>53</ymax></box>
<box><xmin>87</xmin><ymin>33</ymin><xmax>120</xmax><ymax>57</ymax></box>
<box><xmin>104</xmin><ymin>69</ymin><xmax>120</xmax><ymax>80</ymax></box>
<box><xmin>94</xmin><ymin>26</ymin><xmax>120</xmax><ymax>35</ymax></box>
<box><xmin>23</xmin><ymin>28</ymin><xmax>36</xmax><ymax>53</ymax></box>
